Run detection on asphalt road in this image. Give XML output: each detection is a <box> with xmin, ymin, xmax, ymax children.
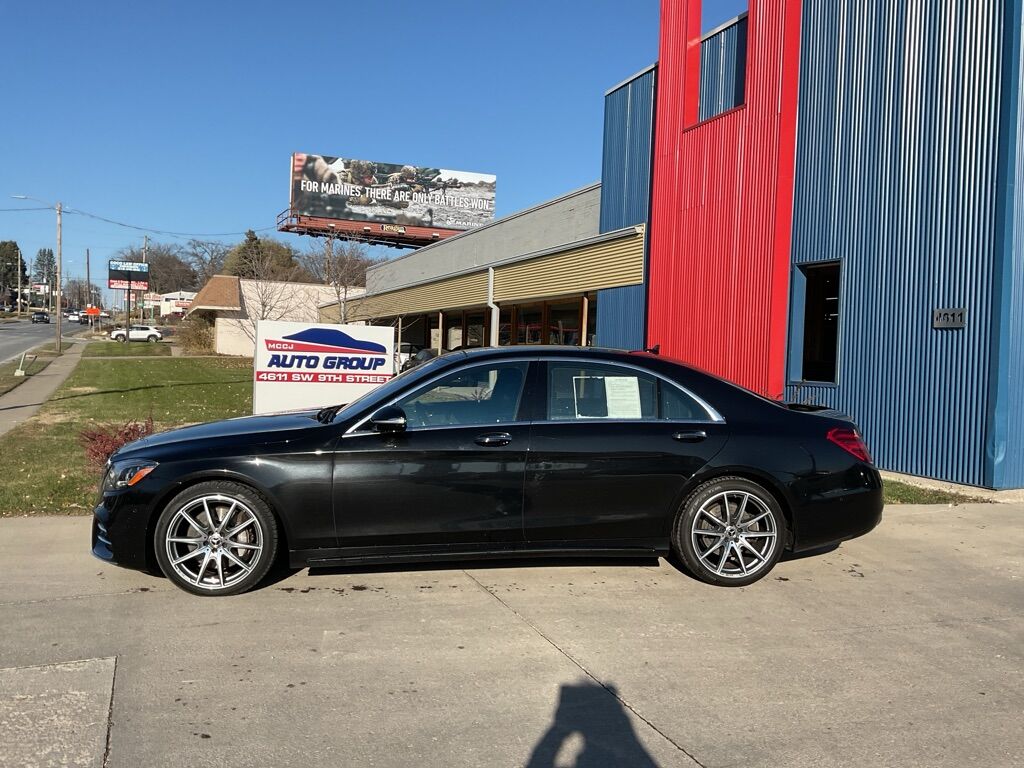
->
<box><xmin>0</xmin><ymin>317</ymin><xmax>66</xmax><ymax>362</ymax></box>
<box><xmin>0</xmin><ymin>505</ymin><xmax>1021</xmax><ymax>768</ymax></box>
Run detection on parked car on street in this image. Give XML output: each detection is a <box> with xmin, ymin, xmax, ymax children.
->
<box><xmin>30</xmin><ymin>311</ymin><xmax>49</xmax><ymax>324</ymax></box>
<box><xmin>400</xmin><ymin>347</ymin><xmax>449</xmax><ymax>372</ymax></box>
<box><xmin>67</xmin><ymin>312</ymin><xmax>80</xmax><ymax>322</ymax></box>
<box><xmin>396</xmin><ymin>342</ymin><xmax>421</xmax><ymax>368</ymax></box>
<box><xmin>92</xmin><ymin>346</ymin><xmax>883</xmax><ymax>596</ymax></box>
<box><xmin>110</xmin><ymin>325</ymin><xmax>163</xmax><ymax>343</ymax></box>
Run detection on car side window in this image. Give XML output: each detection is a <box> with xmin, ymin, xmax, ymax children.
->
<box><xmin>396</xmin><ymin>362</ymin><xmax>528</xmax><ymax>429</ymax></box>
<box><xmin>547</xmin><ymin>364</ymin><xmax>658</xmax><ymax>421</ymax></box>
<box><xmin>659</xmin><ymin>381</ymin><xmax>709</xmax><ymax>421</ymax></box>
<box><xmin>547</xmin><ymin>363</ymin><xmax>712</xmax><ymax>422</ymax></box>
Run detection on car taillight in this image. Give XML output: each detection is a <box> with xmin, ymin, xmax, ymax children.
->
<box><xmin>827</xmin><ymin>427</ymin><xmax>872</xmax><ymax>463</ymax></box>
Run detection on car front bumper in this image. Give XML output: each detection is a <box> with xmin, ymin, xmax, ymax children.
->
<box><xmin>92</xmin><ymin>491</ymin><xmax>154</xmax><ymax>572</ymax></box>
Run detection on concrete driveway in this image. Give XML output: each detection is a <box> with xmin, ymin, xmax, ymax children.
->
<box><xmin>0</xmin><ymin>504</ymin><xmax>1021</xmax><ymax>768</ymax></box>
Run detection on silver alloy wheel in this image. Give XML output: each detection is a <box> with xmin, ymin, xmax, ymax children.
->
<box><xmin>164</xmin><ymin>494</ymin><xmax>264</xmax><ymax>591</ymax></box>
<box><xmin>690</xmin><ymin>490</ymin><xmax>778</xmax><ymax>579</ymax></box>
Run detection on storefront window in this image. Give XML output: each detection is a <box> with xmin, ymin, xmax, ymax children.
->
<box><xmin>516</xmin><ymin>304</ymin><xmax>543</xmax><ymax>345</ymax></box>
<box><xmin>446</xmin><ymin>315</ymin><xmax>464</xmax><ymax>350</ymax></box>
<box><xmin>547</xmin><ymin>299</ymin><xmax>581</xmax><ymax>345</ymax></box>
<box><xmin>465</xmin><ymin>311</ymin><xmax>486</xmax><ymax>347</ymax></box>
<box><xmin>498</xmin><ymin>307</ymin><xmax>513</xmax><ymax>346</ymax></box>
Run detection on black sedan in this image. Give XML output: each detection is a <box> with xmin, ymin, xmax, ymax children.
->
<box><xmin>31</xmin><ymin>311</ymin><xmax>49</xmax><ymax>323</ymax></box>
<box><xmin>92</xmin><ymin>347</ymin><xmax>882</xmax><ymax>595</ymax></box>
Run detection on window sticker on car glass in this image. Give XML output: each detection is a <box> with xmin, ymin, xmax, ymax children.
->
<box><xmin>604</xmin><ymin>376</ymin><xmax>642</xmax><ymax>418</ymax></box>
<box><xmin>571</xmin><ymin>375</ymin><xmax>642</xmax><ymax>419</ymax></box>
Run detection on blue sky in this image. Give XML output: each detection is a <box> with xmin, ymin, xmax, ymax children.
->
<box><xmin>0</xmin><ymin>1</ymin><xmax>747</xmax><ymax>299</ymax></box>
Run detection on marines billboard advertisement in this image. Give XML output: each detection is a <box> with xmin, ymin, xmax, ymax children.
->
<box><xmin>290</xmin><ymin>152</ymin><xmax>496</xmax><ymax>231</ymax></box>
<box><xmin>252</xmin><ymin>321</ymin><xmax>395</xmax><ymax>415</ymax></box>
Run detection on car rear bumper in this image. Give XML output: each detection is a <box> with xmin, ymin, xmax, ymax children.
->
<box><xmin>790</xmin><ymin>466</ymin><xmax>884</xmax><ymax>552</ymax></box>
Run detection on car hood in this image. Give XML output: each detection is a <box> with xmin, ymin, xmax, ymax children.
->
<box><xmin>116</xmin><ymin>410</ymin><xmax>321</xmax><ymax>456</ymax></box>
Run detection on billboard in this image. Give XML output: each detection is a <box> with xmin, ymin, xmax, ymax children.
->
<box><xmin>290</xmin><ymin>153</ymin><xmax>495</xmax><ymax>231</ymax></box>
<box><xmin>108</xmin><ymin>260</ymin><xmax>150</xmax><ymax>291</ymax></box>
<box><xmin>253</xmin><ymin>321</ymin><xmax>395</xmax><ymax>415</ymax></box>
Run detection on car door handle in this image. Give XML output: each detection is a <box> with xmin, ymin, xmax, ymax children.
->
<box><xmin>475</xmin><ymin>432</ymin><xmax>513</xmax><ymax>447</ymax></box>
<box><xmin>672</xmin><ymin>430</ymin><xmax>708</xmax><ymax>443</ymax></box>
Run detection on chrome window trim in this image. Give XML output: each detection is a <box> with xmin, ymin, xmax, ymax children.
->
<box><xmin>343</xmin><ymin>354</ymin><xmax>725</xmax><ymax>437</ymax></box>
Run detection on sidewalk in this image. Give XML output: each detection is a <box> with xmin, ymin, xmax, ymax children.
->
<box><xmin>0</xmin><ymin>341</ymin><xmax>85</xmax><ymax>438</ymax></box>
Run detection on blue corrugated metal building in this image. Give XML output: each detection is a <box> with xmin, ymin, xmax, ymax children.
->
<box><xmin>596</xmin><ymin>65</ymin><xmax>655</xmax><ymax>350</ymax></box>
<box><xmin>781</xmin><ymin>0</ymin><xmax>1024</xmax><ymax>489</ymax></box>
<box><xmin>592</xmin><ymin>2</ymin><xmax>1024</xmax><ymax>488</ymax></box>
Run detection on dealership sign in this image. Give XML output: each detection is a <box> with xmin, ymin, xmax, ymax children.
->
<box><xmin>290</xmin><ymin>152</ymin><xmax>496</xmax><ymax>231</ymax></box>
<box><xmin>252</xmin><ymin>321</ymin><xmax>395</xmax><ymax>415</ymax></box>
<box><xmin>108</xmin><ymin>259</ymin><xmax>150</xmax><ymax>291</ymax></box>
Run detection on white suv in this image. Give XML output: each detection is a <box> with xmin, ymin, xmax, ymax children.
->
<box><xmin>110</xmin><ymin>325</ymin><xmax>163</xmax><ymax>343</ymax></box>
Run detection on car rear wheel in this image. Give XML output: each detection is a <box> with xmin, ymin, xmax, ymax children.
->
<box><xmin>672</xmin><ymin>477</ymin><xmax>786</xmax><ymax>587</ymax></box>
<box><xmin>154</xmin><ymin>482</ymin><xmax>278</xmax><ymax>596</ymax></box>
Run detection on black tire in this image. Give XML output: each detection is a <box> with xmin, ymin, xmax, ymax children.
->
<box><xmin>672</xmin><ymin>476</ymin><xmax>786</xmax><ymax>587</ymax></box>
<box><xmin>147</xmin><ymin>335</ymin><xmax>158</xmax><ymax>343</ymax></box>
<box><xmin>153</xmin><ymin>481</ymin><xmax>279</xmax><ymax>596</ymax></box>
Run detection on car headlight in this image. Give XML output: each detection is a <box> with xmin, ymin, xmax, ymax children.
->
<box><xmin>103</xmin><ymin>460</ymin><xmax>158</xmax><ymax>491</ymax></box>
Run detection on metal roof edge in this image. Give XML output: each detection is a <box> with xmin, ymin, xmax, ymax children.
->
<box><xmin>343</xmin><ymin>224</ymin><xmax>644</xmax><ymax>306</ymax></box>
<box><xmin>604</xmin><ymin>63</ymin><xmax>658</xmax><ymax>96</ymax></box>
<box><xmin>365</xmin><ymin>181</ymin><xmax>602</xmax><ymax>275</ymax></box>
<box><xmin>702</xmin><ymin>12</ymin><xmax>748</xmax><ymax>42</ymax></box>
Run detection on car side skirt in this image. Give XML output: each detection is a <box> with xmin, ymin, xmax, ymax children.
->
<box><xmin>293</xmin><ymin>539</ymin><xmax>670</xmax><ymax>569</ymax></box>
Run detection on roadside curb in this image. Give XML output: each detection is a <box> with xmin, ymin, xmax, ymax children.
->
<box><xmin>0</xmin><ymin>342</ymin><xmax>86</xmax><ymax>439</ymax></box>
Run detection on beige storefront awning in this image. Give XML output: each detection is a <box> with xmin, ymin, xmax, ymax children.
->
<box><xmin>343</xmin><ymin>225</ymin><xmax>644</xmax><ymax>322</ymax></box>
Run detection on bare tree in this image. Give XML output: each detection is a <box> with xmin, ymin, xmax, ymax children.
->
<box><xmin>234</xmin><ymin>236</ymin><xmax>315</xmax><ymax>345</ymax></box>
<box><xmin>184</xmin><ymin>239</ymin><xmax>229</xmax><ymax>285</ymax></box>
<box><xmin>118</xmin><ymin>242</ymin><xmax>196</xmax><ymax>293</ymax></box>
<box><xmin>301</xmin><ymin>235</ymin><xmax>376</xmax><ymax>323</ymax></box>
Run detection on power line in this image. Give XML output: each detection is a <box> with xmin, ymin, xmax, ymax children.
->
<box><xmin>64</xmin><ymin>206</ymin><xmax>277</xmax><ymax>238</ymax></box>
<box><xmin>3</xmin><ymin>203</ymin><xmax>277</xmax><ymax>238</ymax></box>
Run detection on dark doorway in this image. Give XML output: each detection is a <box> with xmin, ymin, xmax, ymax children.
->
<box><xmin>800</xmin><ymin>262</ymin><xmax>841</xmax><ymax>382</ymax></box>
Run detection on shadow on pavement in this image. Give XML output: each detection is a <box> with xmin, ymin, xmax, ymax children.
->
<box><xmin>526</xmin><ymin>680</ymin><xmax>661</xmax><ymax>768</ymax></box>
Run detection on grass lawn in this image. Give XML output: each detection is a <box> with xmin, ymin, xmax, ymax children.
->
<box><xmin>0</xmin><ymin>357</ymin><xmax>252</xmax><ymax>516</ymax></box>
<box><xmin>883</xmin><ymin>479</ymin><xmax>989</xmax><ymax>505</ymax></box>
<box><xmin>82</xmin><ymin>341</ymin><xmax>172</xmax><ymax>357</ymax></box>
<box><xmin>0</xmin><ymin>345</ymin><xmax>63</xmax><ymax>397</ymax></box>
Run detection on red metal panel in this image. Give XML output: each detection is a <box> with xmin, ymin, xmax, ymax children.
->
<box><xmin>647</xmin><ymin>0</ymin><xmax>802</xmax><ymax>397</ymax></box>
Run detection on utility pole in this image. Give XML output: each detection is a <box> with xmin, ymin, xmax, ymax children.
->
<box><xmin>85</xmin><ymin>247</ymin><xmax>92</xmax><ymax>329</ymax></box>
<box><xmin>16</xmin><ymin>245</ymin><xmax>22</xmax><ymax>318</ymax></box>
<box><xmin>55</xmin><ymin>202</ymin><xmax>62</xmax><ymax>353</ymax></box>
<box><xmin>141</xmin><ymin>235</ymin><xmax>148</xmax><ymax>324</ymax></box>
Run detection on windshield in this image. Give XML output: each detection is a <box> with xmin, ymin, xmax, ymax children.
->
<box><xmin>323</xmin><ymin>353</ymin><xmax>455</xmax><ymax>422</ymax></box>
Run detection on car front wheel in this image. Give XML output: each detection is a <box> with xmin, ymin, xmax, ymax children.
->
<box><xmin>672</xmin><ymin>477</ymin><xmax>786</xmax><ymax>587</ymax></box>
<box><xmin>154</xmin><ymin>481</ymin><xmax>279</xmax><ymax>596</ymax></box>
<box><xmin>147</xmin><ymin>335</ymin><xmax>158</xmax><ymax>343</ymax></box>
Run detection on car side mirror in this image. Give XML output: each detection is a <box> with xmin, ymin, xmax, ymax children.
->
<box><xmin>369</xmin><ymin>405</ymin><xmax>407</xmax><ymax>433</ymax></box>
